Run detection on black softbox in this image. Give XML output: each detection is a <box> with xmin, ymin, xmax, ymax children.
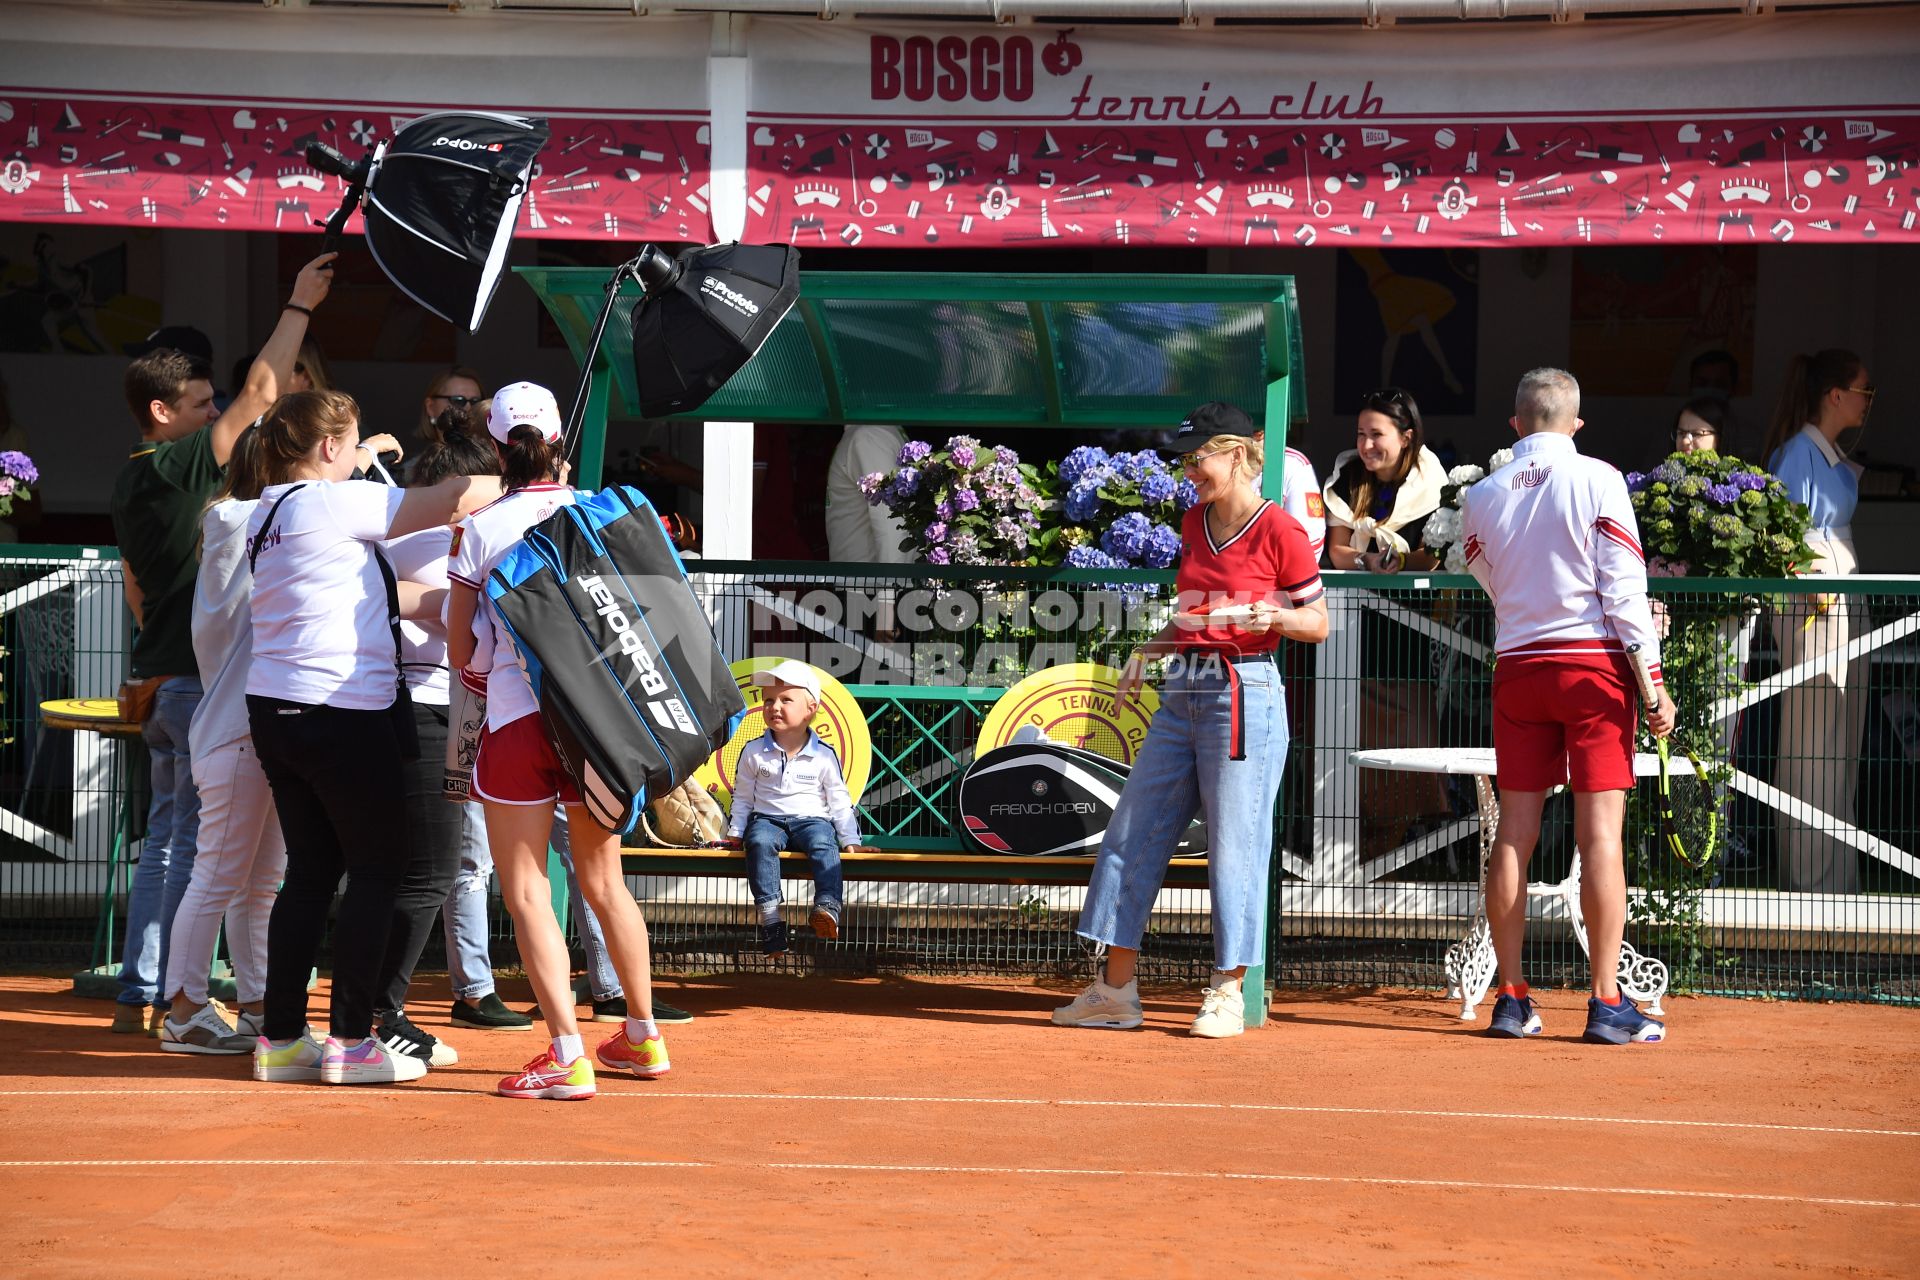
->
<box><xmin>628</xmin><ymin>242</ymin><xmax>800</xmax><ymax>419</ymax></box>
<box><xmin>352</xmin><ymin>112</ymin><xmax>547</xmax><ymax>332</ymax></box>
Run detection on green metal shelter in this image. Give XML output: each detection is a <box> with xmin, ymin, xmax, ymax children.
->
<box><xmin>515</xmin><ymin>268</ymin><xmax>1307</xmax><ymax>494</ymax></box>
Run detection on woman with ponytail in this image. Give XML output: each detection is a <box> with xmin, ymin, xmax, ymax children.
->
<box><xmin>1765</xmin><ymin>348</ymin><xmax>1872</xmax><ymax>893</ymax></box>
<box><xmin>446</xmin><ymin>382</ymin><xmax>670</xmax><ymax>1101</ymax></box>
<box><xmin>243</xmin><ymin>390</ymin><xmax>473</xmax><ymax>1085</ymax></box>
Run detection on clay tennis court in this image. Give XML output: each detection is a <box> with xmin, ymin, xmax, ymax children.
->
<box><xmin>3</xmin><ymin>973</ymin><xmax>1916</xmax><ymax>1278</ymax></box>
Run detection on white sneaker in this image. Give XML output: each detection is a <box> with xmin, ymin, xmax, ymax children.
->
<box><xmin>234</xmin><ymin>1010</ymin><xmax>265</xmax><ymax>1040</ymax></box>
<box><xmin>1051</xmin><ymin>979</ymin><xmax>1143</xmax><ymax>1030</ymax></box>
<box><xmin>160</xmin><ymin>1002</ymin><xmax>253</xmax><ymax>1055</ymax></box>
<box><xmin>1190</xmin><ymin>975</ymin><xmax>1246</xmax><ymax>1039</ymax></box>
<box><xmin>253</xmin><ymin>1030</ymin><xmax>326</xmax><ymax>1083</ymax></box>
<box><xmin>320</xmin><ymin>1036</ymin><xmax>430</xmax><ymax>1085</ymax></box>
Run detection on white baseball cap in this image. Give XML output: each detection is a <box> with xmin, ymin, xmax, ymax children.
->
<box><xmin>487</xmin><ymin>381</ymin><xmax>564</xmax><ymax>445</ymax></box>
<box><xmin>751</xmin><ymin>659</ymin><xmax>822</xmax><ymax>702</ymax></box>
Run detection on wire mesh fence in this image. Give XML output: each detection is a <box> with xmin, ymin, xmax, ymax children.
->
<box><xmin>5</xmin><ymin>548</ymin><xmax>1915</xmax><ymax>1003</ymax></box>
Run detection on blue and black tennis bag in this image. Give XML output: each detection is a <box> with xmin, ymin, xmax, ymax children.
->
<box><xmin>486</xmin><ymin>485</ymin><xmax>745</xmax><ymax>835</ymax></box>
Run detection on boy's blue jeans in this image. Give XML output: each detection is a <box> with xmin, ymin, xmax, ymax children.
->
<box><xmin>742</xmin><ymin>814</ymin><xmax>843</xmax><ymax>913</ymax></box>
<box><xmin>118</xmin><ymin>677</ymin><xmax>203</xmax><ymax>1008</ymax></box>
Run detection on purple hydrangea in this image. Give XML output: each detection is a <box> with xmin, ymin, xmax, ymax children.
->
<box><xmin>947</xmin><ymin>435</ymin><xmax>981</xmax><ymax>469</ymax></box>
<box><xmin>992</xmin><ymin>515</ymin><xmax>1030</xmax><ymax>551</ymax></box>
<box><xmin>859</xmin><ymin>471</ymin><xmax>888</xmax><ymax>499</ymax></box>
<box><xmin>0</xmin><ymin>451</ymin><xmax>40</xmax><ymax>486</ymax></box>
<box><xmin>898</xmin><ymin>440</ymin><xmax>933</xmax><ymax>466</ymax></box>
<box><xmin>1140</xmin><ymin>469</ymin><xmax>1177</xmax><ymax>505</ymax></box>
<box><xmin>1065</xmin><ymin>545</ymin><xmax>1120</xmax><ymax>569</ymax></box>
<box><xmin>924</xmin><ymin>520</ymin><xmax>948</xmax><ymax>544</ymax></box>
<box><xmin>889</xmin><ymin>466</ymin><xmax>921</xmax><ymax>498</ymax></box>
<box><xmin>1142</xmin><ymin>522</ymin><xmax>1183</xmax><ymax>568</ymax></box>
<box><xmin>1705</xmin><ymin>482</ymin><xmax>1741</xmax><ymax>505</ymax></box>
<box><xmin>1175</xmin><ymin>479</ymin><xmax>1200</xmax><ymax>511</ymax></box>
<box><xmin>1625</xmin><ymin>471</ymin><xmax>1647</xmax><ymax>492</ymax></box>
<box><xmin>1059</xmin><ymin>445</ymin><xmax>1113</xmax><ymax>489</ymax></box>
<box><xmin>1064</xmin><ymin>483</ymin><xmax>1103</xmax><ymax>522</ymax></box>
<box><xmin>994</xmin><ymin>445</ymin><xmax>1018</xmax><ymax>466</ymax></box>
<box><xmin>1731</xmin><ymin>471</ymin><xmax>1769</xmax><ymax>492</ymax></box>
<box><xmin>1101</xmin><ymin>512</ymin><xmax>1153</xmax><ymax>562</ymax></box>
<box><xmin>949</xmin><ymin>531</ymin><xmax>983</xmax><ymax>564</ymax></box>
<box><xmin>953</xmin><ymin>488</ymin><xmax>980</xmax><ymax>513</ymax></box>
<box><xmin>935</xmin><ymin>499</ymin><xmax>954</xmax><ymax>521</ymax></box>
<box><xmin>925</xmin><ymin>545</ymin><xmax>951</xmax><ymax>565</ymax></box>
<box><xmin>1649</xmin><ymin>461</ymin><xmax>1684</xmax><ymax>487</ymax></box>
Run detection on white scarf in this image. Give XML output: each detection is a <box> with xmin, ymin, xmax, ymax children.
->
<box><xmin>1321</xmin><ymin>446</ymin><xmax>1448</xmax><ymax>556</ymax></box>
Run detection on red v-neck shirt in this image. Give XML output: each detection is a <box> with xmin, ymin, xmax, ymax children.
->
<box><xmin>1174</xmin><ymin>500</ymin><xmax>1325</xmax><ymax>656</ymax></box>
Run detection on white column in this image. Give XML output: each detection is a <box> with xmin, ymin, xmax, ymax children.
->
<box><xmin>703</xmin><ymin>420</ymin><xmax>756</xmax><ymax>560</ymax></box>
<box><xmin>706</xmin><ymin>14</ymin><xmax>750</xmax><ymax>244</ymax></box>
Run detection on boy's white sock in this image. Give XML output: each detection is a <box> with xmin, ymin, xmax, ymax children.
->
<box><xmin>553</xmin><ymin>1033</ymin><xmax>584</xmax><ymax>1064</ymax></box>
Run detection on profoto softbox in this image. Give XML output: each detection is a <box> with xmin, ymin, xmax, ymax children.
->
<box><xmin>486</xmin><ymin>486</ymin><xmax>744</xmax><ymax>836</ymax></box>
<box><xmin>628</xmin><ymin>241</ymin><xmax>801</xmax><ymax>419</ymax></box>
<box><xmin>360</xmin><ymin>111</ymin><xmax>547</xmax><ymax>332</ymax></box>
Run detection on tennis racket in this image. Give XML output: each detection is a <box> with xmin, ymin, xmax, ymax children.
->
<box><xmin>1626</xmin><ymin>644</ymin><xmax>1718</xmax><ymax>867</ymax></box>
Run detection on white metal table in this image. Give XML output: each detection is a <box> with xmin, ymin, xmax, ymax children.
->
<box><xmin>1349</xmin><ymin>746</ymin><xmax>1683</xmax><ymax>1021</ymax></box>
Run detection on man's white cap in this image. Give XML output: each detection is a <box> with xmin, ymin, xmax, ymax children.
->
<box><xmin>752</xmin><ymin>659</ymin><xmax>822</xmax><ymax>702</ymax></box>
<box><xmin>487</xmin><ymin>381</ymin><xmax>564</xmax><ymax>445</ymax></box>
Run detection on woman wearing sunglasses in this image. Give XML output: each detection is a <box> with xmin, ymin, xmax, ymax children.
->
<box><xmin>416</xmin><ymin>365</ymin><xmax>486</xmax><ymax>450</ymax></box>
<box><xmin>1762</xmin><ymin>348</ymin><xmax>1873</xmax><ymax>893</ymax></box>
<box><xmin>1054</xmin><ymin>401</ymin><xmax>1327</xmax><ymax>1039</ymax></box>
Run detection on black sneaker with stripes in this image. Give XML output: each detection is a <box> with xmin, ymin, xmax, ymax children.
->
<box><xmin>376</xmin><ymin>1011</ymin><xmax>460</xmax><ymax>1067</ymax></box>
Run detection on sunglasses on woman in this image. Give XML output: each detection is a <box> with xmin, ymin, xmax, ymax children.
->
<box><xmin>430</xmin><ymin>394</ymin><xmax>481</xmax><ymax>408</ymax></box>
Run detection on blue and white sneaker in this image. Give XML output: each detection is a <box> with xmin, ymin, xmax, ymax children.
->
<box><xmin>1486</xmin><ymin>993</ymin><xmax>1543</xmax><ymax>1038</ymax></box>
<box><xmin>1583</xmin><ymin>994</ymin><xmax>1665</xmax><ymax>1045</ymax></box>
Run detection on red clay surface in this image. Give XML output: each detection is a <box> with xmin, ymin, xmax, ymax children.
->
<box><xmin>3</xmin><ymin>973</ymin><xmax>1918</xmax><ymax>1279</ymax></box>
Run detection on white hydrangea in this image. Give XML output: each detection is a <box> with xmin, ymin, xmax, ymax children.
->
<box><xmin>1488</xmin><ymin>448</ymin><xmax>1515</xmax><ymax>471</ymax></box>
<box><xmin>1423</xmin><ymin>505</ymin><xmax>1461</xmax><ymax>548</ymax></box>
<box><xmin>1447</xmin><ymin>464</ymin><xmax>1486</xmax><ymax>486</ymax></box>
<box><xmin>1445</xmin><ymin>540</ymin><xmax>1470</xmax><ymax>573</ymax></box>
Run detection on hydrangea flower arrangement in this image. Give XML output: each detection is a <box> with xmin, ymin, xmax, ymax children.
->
<box><xmin>860</xmin><ymin>435</ymin><xmax>1047</xmax><ymax>566</ymax></box>
<box><xmin>1041</xmin><ymin>444</ymin><xmax>1195</xmax><ymax>570</ymax></box>
<box><xmin>0</xmin><ymin>450</ymin><xmax>38</xmax><ymax>519</ymax></box>
<box><xmin>1420</xmin><ymin>449</ymin><xmax>1510</xmax><ymax>573</ymax></box>
<box><xmin>1624</xmin><ymin>451</ymin><xmax>1812</xmax><ymax>578</ymax></box>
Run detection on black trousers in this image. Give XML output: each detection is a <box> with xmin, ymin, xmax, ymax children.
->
<box><xmin>375</xmin><ymin>700</ymin><xmax>464</xmax><ymax>1014</ymax></box>
<box><xmin>249</xmin><ymin>696</ymin><xmax>408</xmax><ymax>1041</ymax></box>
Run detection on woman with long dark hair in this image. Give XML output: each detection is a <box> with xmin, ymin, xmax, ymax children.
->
<box><xmin>244</xmin><ymin>390</ymin><xmax>472</xmax><ymax>1084</ymax></box>
<box><xmin>1763</xmin><ymin>348</ymin><xmax>1873</xmax><ymax>893</ymax></box>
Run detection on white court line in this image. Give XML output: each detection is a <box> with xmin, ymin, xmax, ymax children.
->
<box><xmin>0</xmin><ymin>1157</ymin><xmax>1911</xmax><ymax>1210</ymax></box>
<box><xmin>2</xmin><ymin>1087</ymin><xmax>1917</xmax><ymax>1139</ymax></box>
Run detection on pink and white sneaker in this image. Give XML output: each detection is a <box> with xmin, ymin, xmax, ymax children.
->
<box><xmin>595</xmin><ymin>1029</ymin><xmax>670</xmax><ymax>1079</ymax></box>
<box><xmin>319</xmin><ymin>1036</ymin><xmax>428</xmax><ymax>1085</ymax></box>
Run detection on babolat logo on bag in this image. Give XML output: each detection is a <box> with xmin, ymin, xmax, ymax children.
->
<box><xmin>576</xmin><ymin>574</ymin><xmax>699</xmax><ymax>737</ymax></box>
<box><xmin>699</xmin><ymin>275</ymin><xmax>760</xmax><ymax>317</ymax></box>
<box><xmin>433</xmin><ymin>136</ymin><xmax>505</xmax><ymax>152</ymax></box>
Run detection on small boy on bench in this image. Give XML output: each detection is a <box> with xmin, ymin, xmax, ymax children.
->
<box><xmin>723</xmin><ymin>660</ymin><xmax>871</xmax><ymax>954</ymax></box>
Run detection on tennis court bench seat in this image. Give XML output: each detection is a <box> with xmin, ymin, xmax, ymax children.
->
<box><xmin>621</xmin><ymin>846</ymin><xmax>1212</xmax><ymax>887</ymax></box>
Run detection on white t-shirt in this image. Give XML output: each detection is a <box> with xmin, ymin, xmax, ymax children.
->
<box><xmin>245</xmin><ymin>480</ymin><xmax>408</xmax><ymax>710</ymax></box>
<box><xmin>1278</xmin><ymin>446</ymin><xmax>1327</xmax><ymax>562</ymax></box>
<box><xmin>190</xmin><ymin>498</ymin><xmax>260</xmax><ymax>759</ymax></box>
<box><xmin>385</xmin><ymin>525</ymin><xmax>452</xmax><ymax>706</ymax></box>
<box><xmin>824</xmin><ymin>425</ymin><xmax>912</xmax><ymax>563</ymax></box>
<box><xmin>448</xmin><ymin>483</ymin><xmax>577</xmax><ymax>732</ymax></box>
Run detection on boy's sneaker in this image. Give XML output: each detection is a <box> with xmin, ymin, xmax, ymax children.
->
<box><xmin>589</xmin><ymin>996</ymin><xmax>627</xmax><ymax>1023</ymax></box>
<box><xmin>449</xmin><ymin>993</ymin><xmax>534</xmax><ymax>1031</ymax></box>
<box><xmin>760</xmin><ymin>919</ymin><xmax>790</xmax><ymax>956</ymax></box>
<box><xmin>377</xmin><ymin>1011</ymin><xmax>459</xmax><ymax>1067</ymax></box>
<box><xmin>253</xmin><ymin>1030</ymin><xmax>326</xmax><ymax>1083</ymax></box>
<box><xmin>497</xmin><ymin>1051</ymin><xmax>596</xmax><ymax>1101</ymax></box>
<box><xmin>160</xmin><ymin>1003</ymin><xmax>253</xmax><ymax>1055</ymax></box>
<box><xmin>1583</xmin><ymin>994</ymin><xmax>1665</xmax><ymax>1045</ymax></box>
<box><xmin>1487</xmin><ymin>993</ymin><xmax>1544</xmax><ymax>1038</ymax></box>
<box><xmin>1190</xmin><ymin>976</ymin><xmax>1245</xmax><ymax>1039</ymax></box>
<box><xmin>596</xmin><ymin>1028</ymin><xmax>671</xmax><ymax>1079</ymax></box>
<box><xmin>1051</xmin><ymin>979</ymin><xmax>1144</xmax><ymax>1030</ymax></box>
<box><xmin>651</xmin><ymin>999</ymin><xmax>694</xmax><ymax>1026</ymax></box>
<box><xmin>810</xmin><ymin>901</ymin><xmax>841</xmax><ymax>941</ymax></box>
<box><xmin>319</xmin><ymin>1036</ymin><xmax>429</xmax><ymax>1085</ymax></box>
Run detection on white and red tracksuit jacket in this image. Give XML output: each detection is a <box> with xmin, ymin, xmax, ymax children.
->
<box><xmin>1459</xmin><ymin>431</ymin><xmax>1663</xmax><ymax>687</ymax></box>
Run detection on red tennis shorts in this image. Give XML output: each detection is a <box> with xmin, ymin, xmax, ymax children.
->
<box><xmin>473</xmin><ymin>714</ymin><xmax>581</xmax><ymax>807</ymax></box>
<box><xmin>1492</xmin><ymin>656</ymin><xmax>1636</xmax><ymax>792</ymax></box>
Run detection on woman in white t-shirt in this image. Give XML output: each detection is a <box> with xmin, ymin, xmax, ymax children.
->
<box><xmin>446</xmin><ymin>382</ymin><xmax>668</xmax><ymax>1102</ymax></box>
<box><xmin>243</xmin><ymin>390</ymin><xmax>473</xmax><ymax>1087</ymax></box>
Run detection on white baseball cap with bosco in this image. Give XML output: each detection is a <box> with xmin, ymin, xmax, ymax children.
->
<box><xmin>488</xmin><ymin>381</ymin><xmax>564</xmax><ymax>444</ymax></box>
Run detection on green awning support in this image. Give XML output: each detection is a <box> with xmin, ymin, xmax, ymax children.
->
<box><xmin>515</xmin><ymin>266</ymin><xmax>1306</xmax><ymax>500</ymax></box>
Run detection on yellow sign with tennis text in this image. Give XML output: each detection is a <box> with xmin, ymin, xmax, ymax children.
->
<box><xmin>976</xmin><ymin>663</ymin><xmax>1159</xmax><ymax>765</ymax></box>
<box><xmin>693</xmin><ymin>658</ymin><xmax>874</xmax><ymax>810</ymax></box>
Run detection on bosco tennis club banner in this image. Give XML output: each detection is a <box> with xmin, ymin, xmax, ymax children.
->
<box><xmin>743</xmin><ymin>14</ymin><xmax>1920</xmax><ymax>249</ymax></box>
<box><xmin>0</xmin><ymin>9</ymin><xmax>713</xmax><ymax>240</ymax></box>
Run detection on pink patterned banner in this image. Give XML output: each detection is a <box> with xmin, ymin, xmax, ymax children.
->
<box><xmin>742</xmin><ymin>114</ymin><xmax>1920</xmax><ymax>249</ymax></box>
<box><xmin>0</xmin><ymin>95</ymin><xmax>711</xmax><ymax>241</ymax></box>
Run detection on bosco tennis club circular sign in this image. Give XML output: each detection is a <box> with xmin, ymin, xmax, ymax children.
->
<box><xmin>975</xmin><ymin>662</ymin><xmax>1159</xmax><ymax>765</ymax></box>
<box><xmin>694</xmin><ymin>658</ymin><xmax>874</xmax><ymax>808</ymax></box>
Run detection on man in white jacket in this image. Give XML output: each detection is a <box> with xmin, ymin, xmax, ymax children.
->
<box><xmin>1460</xmin><ymin>368</ymin><xmax>1677</xmax><ymax>1046</ymax></box>
<box><xmin>824</xmin><ymin>424</ymin><xmax>912</xmax><ymax>563</ymax></box>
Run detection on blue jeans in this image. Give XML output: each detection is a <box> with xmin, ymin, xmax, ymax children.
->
<box><xmin>742</xmin><ymin>813</ymin><xmax>843</xmax><ymax>912</ymax></box>
<box><xmin>442</xmin><ymin>800</ymin><xmax>497</xmax><ymax>1001</ymax></box>
<box><xmin>1078</xmin><ymin>656</ymin><xmax>1287</xmax><ymax>971</ymax></box>
<box><xmin>553</xmin><ymin>809</ymin><xmax>620</xmax><ymax>1002</ymax></box>
<box><xmin>117</xmin><ymin>677</ymin><xmax>203</xmax><ymax>1007</ymax></box>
